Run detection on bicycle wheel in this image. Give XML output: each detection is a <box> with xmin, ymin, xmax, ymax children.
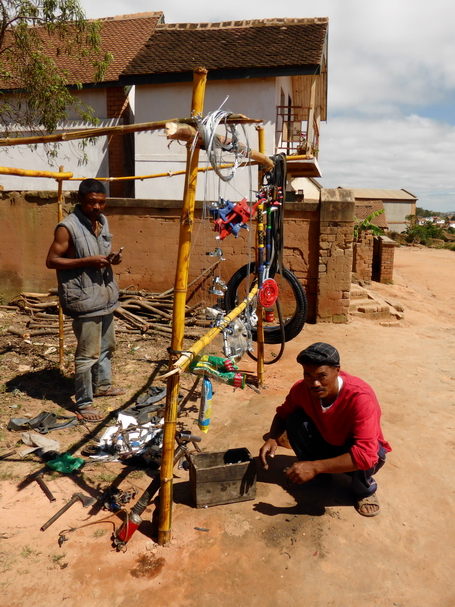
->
<box><xmin>224</xmin><ymin>263</ymin><xmax>308</xmax><ymax>344</ymax></box>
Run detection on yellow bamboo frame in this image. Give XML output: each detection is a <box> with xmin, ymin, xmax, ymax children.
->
<box><xmin>57</xmin><ymin>166</ymin><xmax>65</xmax><ymax>369</ymax></box>
<box><xmin>158</xmin><ymin>67</ymin><xmax>208</xmax><ymax>546</ymax></box>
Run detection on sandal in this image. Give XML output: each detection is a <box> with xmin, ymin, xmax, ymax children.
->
<box><xmin>356</xmin><ymin>493</ymin><xmax>380</xmax><ymax>517</ymax></box>
<box><xmin>75</xmin><ymin>406</ymin><xmax>104</xmax><ymax>423</ymax></box>
<box><xmin>94</xmin><ymin>386</ymin><xmax>126</xmax><ymax>397</ymax></box>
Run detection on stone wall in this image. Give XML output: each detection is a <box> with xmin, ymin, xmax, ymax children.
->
<box><xmin>317</xmin><ymin>189</ymin><xmax>355</xmax><ymax>323</ymax></box>
<box><xmin>353</xmin><ymin>231</ymin><xmax>374</xmax><ymax>282</ymax></box>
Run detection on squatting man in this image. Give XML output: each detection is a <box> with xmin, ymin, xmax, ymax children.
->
<box><xmin>46</xmin><ymin>179</ymin><xmax>125</xmax><ymax>422</ymax></box>
<box><xmin>259</xmin><ymin>342</ymin><xmax>391</xmax><ymax>516</ymax></box>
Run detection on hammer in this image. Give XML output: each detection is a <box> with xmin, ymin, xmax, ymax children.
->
<box><xmin>40</xmin><ymin>492</ymin><xmax>96</xmax><ymax>532</ymax></box>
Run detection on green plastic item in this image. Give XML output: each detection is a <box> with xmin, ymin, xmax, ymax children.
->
<box><xmin>46</xmin><ymin>452</ymin><xmax>84</xmax><ymax>473</ymax></box>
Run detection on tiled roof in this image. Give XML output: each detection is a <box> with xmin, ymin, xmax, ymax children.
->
<box><xmin>123</xmin><ymin>18</ymin><xmax>328</xmax><ymax>77</ymax></box>
<box><xmin>355</xmin><ymin>201</ymin><xmax>389</xmax><ymax>229</ymax></box>
<box><xmin>0</xmin><ymin>12</ymin><xmax>163</xmax><ymax>89</ymax></box>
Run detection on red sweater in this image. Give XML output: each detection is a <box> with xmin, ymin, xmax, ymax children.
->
<box><xmin>276</xmin><ymin>370</ymin><xmax>391</xmax><ymax>470</ymax></box>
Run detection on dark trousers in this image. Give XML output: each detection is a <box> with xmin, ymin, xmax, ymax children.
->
<box><xmin>286</xmin><ymin>409</ymin><xmax>387</xmax><ymax>498</ymax></box>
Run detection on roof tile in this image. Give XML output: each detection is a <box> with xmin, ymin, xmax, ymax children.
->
<box><xmin>123</xmin><ymin>18</ymin><xmax>328</xmax><ymax>76</ymax></box>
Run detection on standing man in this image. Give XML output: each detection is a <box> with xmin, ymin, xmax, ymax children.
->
<box><xmin>46</xmin><ymin>179</ymin><xmax>125</xmax><ymax>422</ymax></box>
<box><xmin>259</xmin><ymin>342</ymin><xmax>391</xmax><ymax>517</ymax></box>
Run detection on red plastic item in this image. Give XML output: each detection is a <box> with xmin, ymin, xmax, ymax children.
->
<box><xmin>258</xmin><ymin>278</ymin><xmax>279</xmax><ymax>308</ymax></box>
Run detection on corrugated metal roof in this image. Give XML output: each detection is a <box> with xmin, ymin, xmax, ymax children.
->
<box><xmin>338</xmin><ymin>187</ymin><xmax>417</xmax><ymax>201</ymax></box>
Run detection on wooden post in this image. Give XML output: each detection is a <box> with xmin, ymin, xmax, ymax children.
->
<box><xmin>256</xmin><ymin>126</ymin><xmax>266</xmax><ymax>387</ymax></box>
<box><xmin>57</xmin><ymin>167</ymin><xmax>65</xmax><ymax>369</ymax></box>
<box><xmin>158</xmin><ymin>67</ymin><xmax>208</xmax><ymax>546</ymax></box>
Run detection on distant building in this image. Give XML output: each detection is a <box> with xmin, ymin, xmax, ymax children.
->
<box><xmin>337</xmin><ymin>188</ymin><xmax>417</xmax><ymax>233</ymax></box>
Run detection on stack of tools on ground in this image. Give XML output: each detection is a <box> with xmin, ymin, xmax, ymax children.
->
<box><xmin>5</xmin><ymin>283</ymin><xmax>217</xmax><ymax>340</ymax></box>
<box><xmin>83</xmin><ymin>385</ymin><xmax>168</xmax><ymax>467</ymax></box>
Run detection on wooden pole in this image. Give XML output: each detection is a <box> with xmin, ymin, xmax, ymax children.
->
<box><xmin>158</xmin><ymin>67</ymin><xmax>208</xmax><ymax>546</ymax></box>
<box><xmin>57</xmin><ymin>167</ymin><xmax>65</xmax><ymax>369</ymax></box>
<box><xmin>256</xmin><ymin>126</ymin><xmax>266</xmax><ymax>387</ymax></box>
<box><xmin>0</xmin><ymin>115</ymin><xmax>261</xmax><ymax>149</ymax></box>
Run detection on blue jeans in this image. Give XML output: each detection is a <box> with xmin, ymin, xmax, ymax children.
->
<box><xmin>286</xmin><ymin>409</ymin><xmax>387</xmax><ymax>498</ymax></box>
<box><xmin>72</xmin><ymin>314</ymin><xmax>116</xmax><ymax>409</ymax></box>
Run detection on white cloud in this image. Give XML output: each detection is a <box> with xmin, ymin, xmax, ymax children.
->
<box><xmin>78</xmin><ymin>0</ymin><xmax>455</xmax><ymax>211</ymax></box>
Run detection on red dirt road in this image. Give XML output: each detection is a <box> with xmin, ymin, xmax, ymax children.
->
<box><xmin>1</xmin><ymin>245</ymin><xmax>455</xmax><ymax>607</ymax></box>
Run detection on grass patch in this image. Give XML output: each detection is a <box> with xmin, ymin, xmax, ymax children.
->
<box><xmin>93</xmin><ymin>529</ymin><xmax>107</xmax><ymax>539</ymax></box>
<box><xmin>0</xmin><ymin>467</ymin><xmax>21</xmax><ymax>482</ymax></box>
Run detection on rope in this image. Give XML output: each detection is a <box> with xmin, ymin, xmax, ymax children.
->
<box><xmin>195</xmin><ymin>103</ymin><xmax>250</xmax><ymax>182</ymax></box>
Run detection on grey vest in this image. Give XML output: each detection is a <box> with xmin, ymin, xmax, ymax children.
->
<box><xmin>56</xmin><ymin>205</ymin><xmax>119</xmax><ymax>318</ymax></box>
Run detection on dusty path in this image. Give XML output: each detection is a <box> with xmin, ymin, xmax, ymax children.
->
<box><xmin>1</xmin><ymin>245</ymin><xmax>455</xmax><ymax>607</ymax></box>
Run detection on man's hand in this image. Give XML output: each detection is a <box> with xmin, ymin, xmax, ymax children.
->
<box><xmin>89</xmin><ymin>255</ymin><xmax>110</xmax><ymax>268</ymax></box>
<box><xmin>107</xmin><ymin>250</ymin><xmax>123</xmax><ymax>265</ymax></box>
<box><xmin>259</xmin><ymin>438</ymin><xmax>278</xmax><ymax>469</ymax></box>
<box><xmin>285</xmin><ymin>461</ymin><xmax>318</xmax><ymax>484</ymax></box>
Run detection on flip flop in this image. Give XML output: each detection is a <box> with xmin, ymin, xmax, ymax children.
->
<box><xmin>75</xmin><ymin>406</ymin><xmax>104</xmax><ymax>423</ymax></box>
<box><xmin>356</xmin><ymin>493</ymin><xmax>380</xmax><ymax>517</ymax></box>
<box><xmin>94</xmin><ymin>386</ymin><xmax>126</xmax><ymax>397</ymax></box>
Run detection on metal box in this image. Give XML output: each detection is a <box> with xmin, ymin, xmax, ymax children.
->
<box><xmin>189</xmin><ymin>447</ymin><xmax>257</xmax><ymax>508</ymax></box>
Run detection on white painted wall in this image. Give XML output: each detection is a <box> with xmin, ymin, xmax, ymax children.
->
<box><xmin>134</xmin><ymin>78</ymin><xmax>278</xmax><ymax>202</ymax></box>
<box><xmin>0</xmin><ymin>89</ymin><xmax>110</xmax><ymax>193</ymax></box>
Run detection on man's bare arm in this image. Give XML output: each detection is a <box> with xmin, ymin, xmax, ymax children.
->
<box><xmin>46</xmin><ymin>226</ymin><xmax>109</xmax><ymax>270</ymax></box>
<box><xmin>259</xmin><ymin>414</ymin><xmax>287</xmax><ymax>468</ymax></box>
<box><xmin>286</xmin><ymin>452</ymin><xmax>358</xmax><ymax>484</ymax></box>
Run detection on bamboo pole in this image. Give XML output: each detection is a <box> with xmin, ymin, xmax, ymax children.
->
<box><xmin>166</xmin><ymin>122</ymin><xmax>274</xmax><ymax>171</ymax></box>
<box><xmin>158</xmin><ymin>67</ymin><xmax>208</xmax><ymax>546</ymax></box>
<box><xmin>57</xmin><ymin>166</ymin><xmax>65</xmax><ymax>369</ymax></box>
<box><xmin>156</xmin><ymin>284</ymin><xmax>258</xmax><ymax>379</ymax></box>
<box><xmin>0</xmin><ymin>166</ymin><xmax>72</xmax><ymax>179</ymax></box>
<box><xmin>256</xmin><ymin>127</ymin><xmax>266</xmax><ymax>387</ymax></box>
<box><xmin>0</xmin><ymin>115</ymin><xmax>261</xmax><ymax>149</ymax></box>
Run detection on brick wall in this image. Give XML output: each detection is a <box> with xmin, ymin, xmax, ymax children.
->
<box><xmin>377</xmin><ymin>236</ymin><xmax>395</xmax><ymax>284</ymax></box>
<box><xmin>0</xmin><ymin>193</ymin><xmax>321</xmax><ymax>321</ymax></box>
<box><xmin>0</xmin><ymin>189</ymin><xmax>384</xmax><ymax>324</ymax></box>
<box><xmin>106</xmin><ymin>87</ymin><xmax>131</xmax><ymax>198</ymax></box>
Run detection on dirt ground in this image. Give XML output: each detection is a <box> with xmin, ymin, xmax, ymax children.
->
<box><xmin>1</xmin><ymin>245</ymin><xmax>455</xmax><ymax>607</ymax></box>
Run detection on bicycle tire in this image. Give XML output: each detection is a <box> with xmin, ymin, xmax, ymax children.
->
<box><xmin>224</xmin><ymin>263</ymin><xmax>308</xmax><ymax>344</ymax></box>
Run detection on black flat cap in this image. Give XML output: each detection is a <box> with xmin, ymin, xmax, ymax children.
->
<box><xmin>296</xmin><ymin>342</ymin><xmax>340</xmax><ymax>367</ymax></box>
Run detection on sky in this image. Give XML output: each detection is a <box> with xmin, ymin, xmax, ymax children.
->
<box><xmin>79</xmin><ymin>0</ymin><xmax>455</xmax><ymax>213</ymax></box>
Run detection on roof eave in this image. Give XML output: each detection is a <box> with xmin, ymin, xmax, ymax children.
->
<box><xmin>119</xmin><ymin>64</ymin><xmax>323</xmax><ymax>86</ymax></box>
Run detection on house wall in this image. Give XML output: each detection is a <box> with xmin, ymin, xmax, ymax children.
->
<box><xmin>0</xmin><ymin>190</ymin><xmax>320</xmax><ymax>322</ymax></box>
<box><xmin>133</xmin><ymin>78</ymin><xmax>278</xmax><ymax>202</ymax></box>
<box><xmin>0</xmin><ymin>189</ymin><xmax>362</xmax><ymax>325</ymax></box>
<box><xmin>383</xmin><ymin>200</ymin><xmax>415</xmax><ymax>232</ymax></box>
<box><xmin>0</xmin><ymin>89</ymin><xmax>110</xmax><ymax>193</ymax></box>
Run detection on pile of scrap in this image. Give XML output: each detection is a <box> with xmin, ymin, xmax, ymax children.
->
<box><xmin>5</xmin><ymin>288</ymin><xmax>211</xmax><ymax>340</ymax></box>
